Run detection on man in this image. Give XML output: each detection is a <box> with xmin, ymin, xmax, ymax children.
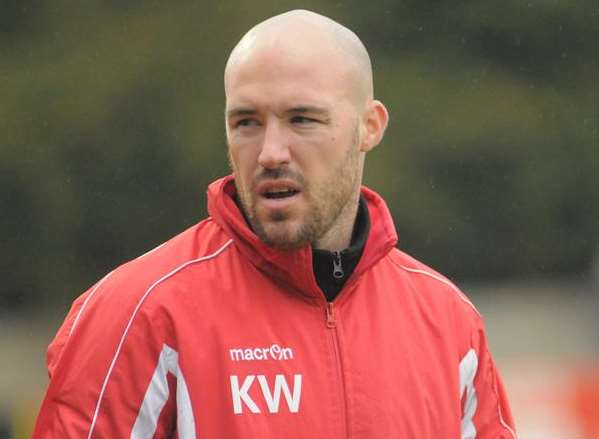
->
<box><xmin>34</xmin><ymin>10</ymin><xmax>516</xmax><ymax>438</ymax></box>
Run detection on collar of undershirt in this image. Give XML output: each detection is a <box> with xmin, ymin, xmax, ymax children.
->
<box><xmin>312</xmin><ymin>195</ymin><xmax>371</xmax><ymax>302</ymax></box>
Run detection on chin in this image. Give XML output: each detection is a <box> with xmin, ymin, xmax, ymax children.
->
<box><xmin>260</xmin><ymin>221</ymin><xmax>310</xmax><ymax>250</ymax></box>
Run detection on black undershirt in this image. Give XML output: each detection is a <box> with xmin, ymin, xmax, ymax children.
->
<box><xmin>312</xmin><ymin>196</ymin><xmax>370</xmax><ymax>302</ymax></box>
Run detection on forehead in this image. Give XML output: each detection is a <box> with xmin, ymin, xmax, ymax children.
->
<box><xmin>225</xmin><ymin>42</ymin><xmax>355</xmax><ymax>109</ymax></box>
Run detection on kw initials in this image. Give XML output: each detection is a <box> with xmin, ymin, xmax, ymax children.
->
<box><xmin>230</xmin><ymin>374</ymin><xmax>302</xmax><ymax>414</ymax></box>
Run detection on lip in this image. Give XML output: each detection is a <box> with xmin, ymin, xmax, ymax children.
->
<box><xmin>255</xmin><ymin>179</ymin><xmax>301</xmax><ymax>196</ymax></box>
<box><xmin>258</xmin><ymin>192</ymin><xmax>302</xmax><ymax>211</ymax></box>
<box><xmin>254</xmin><ymin>179</ymin><xmax>302</xmax><ymax>210</ymax></box>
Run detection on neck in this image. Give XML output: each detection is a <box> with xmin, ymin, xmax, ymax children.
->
<box><xmin>313</xmin><ymin>191</ymin><xmax>361</xmax><ymax>252</ymax></box>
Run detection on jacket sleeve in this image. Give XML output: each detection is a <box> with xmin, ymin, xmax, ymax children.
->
<box><xmin>460</xmin><ymin>317</ymin><xmax>517</xmax><ymax>439</ymax></box>
<box><xmin>32</xmin><ymin>274</ymin><xmax>179</xmax><ymax>438</ymax></box>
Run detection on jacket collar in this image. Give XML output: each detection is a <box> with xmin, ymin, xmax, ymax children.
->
<box><xmin>207</xmin><ymin>175</ymin><xmax>398</xmax><ymax>302</ymax></box>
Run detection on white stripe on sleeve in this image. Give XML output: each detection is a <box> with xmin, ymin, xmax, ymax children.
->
<box><xmin>131</xmin><ymin>344</ymin><xmax>196</xmax><ymax>439</ymax></box>
<box><xmin>459</xmin><ymin>348</ymin><xmax>479</xmax><ymax>439</ymax></box>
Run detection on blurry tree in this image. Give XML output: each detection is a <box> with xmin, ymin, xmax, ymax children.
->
<box><xmin>1</xmin><ymin>0</ymin><xmax>598</xmax><ymax>312</ymax></box>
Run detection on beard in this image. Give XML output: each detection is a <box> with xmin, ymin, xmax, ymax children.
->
<box><xmin>230</xmin><ymin>125</ymin><xmax>362</xmax><ymax>250</ymax></box>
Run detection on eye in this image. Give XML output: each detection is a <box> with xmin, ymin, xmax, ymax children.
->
<box><xmin>290</xmin><ymin>115</ymin><xmax>317</xmax><ymax>125</ymax></box>
<box><xmin>234</xmin><ymin>118</ymin><xmax>260</xmax><ymax>128</ymax></box>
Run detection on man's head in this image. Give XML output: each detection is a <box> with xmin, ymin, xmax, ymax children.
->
<box><xmin>224</xmin><ymin>9</ymin><xmax>388</xmax><ymax>251</ymax></box>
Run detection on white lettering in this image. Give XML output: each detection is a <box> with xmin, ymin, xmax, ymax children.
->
<box><xmin>270</xmin><ymin>344</ymin><xmax>281</xmax><ymax>359</ymax></box>
<box><xmin>229</xmin><ymin>344</ymin><xmax>294</xmax><ymax>361</ymax></box>
<box><xmin>230</xmin><ymin>374</ymin><xmax>302</xmax><ymax>414</ymax></box>
<box><xmin>257</xmin><ymin>374</ymin><xmax>302</xmax><ymax>413</ymax></box>
<box><xmin>230</xmin><ymin>375</ymin><xmax>260</xmax><ymax>414</ymax></box>
<box><xmin>230</xmin><ymin>349</ymin><xmax>244</xmax><ymax>361</ymax></box>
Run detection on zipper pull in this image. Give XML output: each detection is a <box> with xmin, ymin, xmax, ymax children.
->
<box><xmin>326</xmin><ymin>302</ymin><xmax>336</xmax><ymax>328</ymax></box>
<box><xmin>332</xmin><ymin>251</ymin><xmax>344</xmax><ymax>280</ymax></box>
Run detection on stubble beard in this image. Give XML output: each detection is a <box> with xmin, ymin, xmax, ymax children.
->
<box><xmin>229</xmin><ymin>127</ymin><xmax>362</xmax><ymax>250</ymax></box>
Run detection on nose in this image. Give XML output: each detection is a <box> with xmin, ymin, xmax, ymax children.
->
<box><xmin>257</xmin><ymin>120</ymin><xmax>291</xmax><ymax>169</ymax></box>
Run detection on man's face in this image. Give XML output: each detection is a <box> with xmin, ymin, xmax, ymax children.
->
<box><xmin>225</xmin><ymin>44</ymin><xmax>365</xmax><ymax>249</ymax></box>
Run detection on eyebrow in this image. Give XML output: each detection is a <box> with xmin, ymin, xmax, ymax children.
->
<box><xmin>285</xmin><ymin>106</ymin><xmax>330</xmax><ymax>117</ymax></box>
<box><xmin>226</xmin><ymin>108</ymin><xmax>256</xmax><ymax>118</ymax></box>
<box><xmin>226</xmin><ymin>105</ymin><xmax>331</xmax><ymax>119</ymax></box>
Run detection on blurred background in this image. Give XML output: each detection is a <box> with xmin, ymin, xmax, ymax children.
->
<box><xmin>1</xmin><ymin>1</ymin><xmax>598</xmax><ymax>437</ymax></box>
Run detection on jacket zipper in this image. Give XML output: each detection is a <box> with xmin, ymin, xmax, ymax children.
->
<box><xmin>325</xmin><ymin>302</ymin><xmax>349</xmax><ymax>437</ymax></box>
<box><xmin>332</xmin><ymin>251</ymin><xmax>344</xmax><ymax>280</ymax></box>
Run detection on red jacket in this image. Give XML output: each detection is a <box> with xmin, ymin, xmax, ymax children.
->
<box><xmin>34</xmin><ymin>175</ymin><xmax>516</xmax><ymax>438</ymax></box>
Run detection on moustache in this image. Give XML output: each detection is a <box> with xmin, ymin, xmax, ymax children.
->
<box><xmin>253</xmin><ymin>168</ymin><xmax>305</xmax><ymax>187</ymax></box>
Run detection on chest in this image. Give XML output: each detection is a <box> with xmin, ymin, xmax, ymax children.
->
<box><xmin>168</xmin><ymin>274</ymin><xmax>462</xmax><ymax>438</ymax></box>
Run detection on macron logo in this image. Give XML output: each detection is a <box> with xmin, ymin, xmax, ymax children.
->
<box><xmin>229</xmin><ymin>344</ymin><xmax>294</xmax><ymax>361</ymax></box>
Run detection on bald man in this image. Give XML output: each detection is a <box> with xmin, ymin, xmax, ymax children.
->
<box><xmin>34</xmin><ymin>10</ymin><xmax>516</xmax><ymax>439</ymax></box>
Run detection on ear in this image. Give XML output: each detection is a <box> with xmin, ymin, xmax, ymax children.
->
<box><xmin>359</xmin><ymin>99</ymin><xmax>389</xmax><ymax>153</ymax></box>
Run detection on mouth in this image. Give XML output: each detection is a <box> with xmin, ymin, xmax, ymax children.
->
<box><xmin>256</xmin><ymin>180</ymin><xmax>302</xmax><ymax>202</ymax></box>
<box><xmin>263</xmin><ymin>188</ymin><xmax>300</xmax><ymax>199</ymax></box>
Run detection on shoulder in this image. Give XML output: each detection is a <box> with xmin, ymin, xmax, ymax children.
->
<box><xmin>46</xmin><ymin>218</ymin><xmax>234</xmax><ymax>375</ymax></box>
<box><xmin>69</xmin><ymin>218</ymin><xmax>233</xmax><ymax>334</ymax></box>
<box><xmin>384</xmin><ymin>248</ymin><xmax>481</xmax><ymax>320</ymax></box>
<box><xmin>380</xmin><ymin>248</ymin><xmax>487</xmax><ymax>355</ymax></box>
